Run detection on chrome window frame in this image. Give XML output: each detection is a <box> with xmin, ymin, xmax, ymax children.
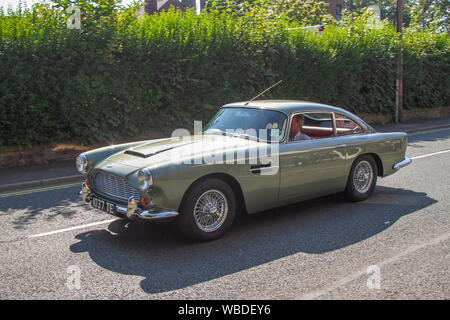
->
<box><xmin>210</xmin><ymin>106</ymin><xmax>289</xmax><ymax>143</ymax></box>
<box><xmin>333</xmin><ymin>112</ymin><xmax>366</xmax><ymax>136</ymax></box>
<box><xmin>287</xmin><ymin>111</ymin><xmax>335</xmax><ymax>143</ymax></box>
<box><xmin>287</xmin><ymin>110</ymin><xmax>369</xmax><ymax>143</ymax></box>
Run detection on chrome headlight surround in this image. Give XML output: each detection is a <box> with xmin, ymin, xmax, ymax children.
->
<box><xmin>76</xmin><ymin>153</ymin><xmax>88</xmax><ymax>174</ymax></box>
<box><xmin>137</xmin><ymin>169</ymin><xmax>153</xmax><ymax>191</ymax></box>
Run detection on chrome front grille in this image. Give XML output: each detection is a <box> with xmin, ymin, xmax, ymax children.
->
<box><xmin>93</xmin><ymin>172</ymin><xmax>140</xmax><ymax>201</ymax></box>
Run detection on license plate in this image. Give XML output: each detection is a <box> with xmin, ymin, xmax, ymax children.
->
<box><xmin>91</xmin><ymin>195</ymin><xmax>116</xmax><ymax>215</ymax></box>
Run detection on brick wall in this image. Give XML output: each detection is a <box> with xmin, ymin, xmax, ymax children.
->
<box><xmin>144</xmin><ymin>0</ymin><xmax>186</xmax><ymax>14</ymax></box>
<box><xmin>320</xmin><ymin>0</ymin><xmax>344</xmax><ymax>20</ymax></box>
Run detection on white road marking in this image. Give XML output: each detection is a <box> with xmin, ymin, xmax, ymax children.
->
<box><xmin>28</xmin><ymin>219</ymin><xmax>117</xmax><ymax>238</ymax></box>
<box><xmin>411</xmin><ymin>149</ymin><xmax>450</xmax><ymax>160</ymax></box>
<box><xmin>298</xmin><ymin>232</ymin><xmax>450</xmax><ymax>300</ymax></box>
<box><xmin>0</xmin><ymin>183</ymin><xmax>80</xmax><ymax>198</ymax></box>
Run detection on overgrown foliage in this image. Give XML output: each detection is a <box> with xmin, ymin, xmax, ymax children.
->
<box><xmin>342</xmin><ymin>0</ymin><xmax>449</xmax><ymax>32</ymax></box>
<box><xmin>205</xmin><ymin>0</ymin><xmax>333</xmax><ymax>25</ymax></box>
<box><xmin>410</xmin><ymin>0</ymin><xmax>450</xmax><ymax>33</ymax></box>
<box><xmin>0</xmin><ymin>1</ymin><xmax>448</xmax><ymax>147</ymax></box>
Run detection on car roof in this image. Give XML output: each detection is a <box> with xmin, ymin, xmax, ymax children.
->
<box><xmin>222</xmin><ymin>100</ymin><xmax>349</xmax><ymax>115</ymax></box>
<box><xmin>221</xmin><ymin>100</ymin><xmax>373</xmax><ymax>132</ymax></box>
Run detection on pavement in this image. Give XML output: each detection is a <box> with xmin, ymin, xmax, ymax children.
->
<box><xmin>0</xmin><ymin>160</ymin><xmax>81</xmax><ymax>193</ymax></box>
<box><xmin>371</xmin><ymin>117</ymin><xmax>450</xmax><ymax>134</ymax></box>
<box><xmin>0</xmin><ymin>117</ymin><xmax>449</xmax><ymax>193</ymax></box>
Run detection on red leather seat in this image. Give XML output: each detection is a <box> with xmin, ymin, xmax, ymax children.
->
<box><xmin>300</xmin><ymin>126</ymin><xmax>354</xmax><ymax>138</ymax></box>
<box><xmin>300</xmin><ymin>126</ymin><xmax>334</xmax><ymax>138</ymax></box>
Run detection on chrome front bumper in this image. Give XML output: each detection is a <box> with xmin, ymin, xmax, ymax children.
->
<box><xmin>393</xmin><ymin>157</ymin><xmax>412</xmax><ymax>170</ymax></box>
<box><xmin>79</xmin><ymin>182</ymin><xmax>179</xmax><ymax>221</ymax></box>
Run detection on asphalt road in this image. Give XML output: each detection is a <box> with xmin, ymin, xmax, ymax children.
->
<box><xmin>0</xmin><ymin>128</ymin><xmax>449</xmax><ymax>300</ymax></box>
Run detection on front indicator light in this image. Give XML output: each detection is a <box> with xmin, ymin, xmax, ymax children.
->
<box><xmin>128</xmin><ymin>198</ymin><xmax>137</xmax><ymax>217</ymax></box>
<box><xmin>140</xmin><ymin>197</ymin><xmax>149</xmax><ymax>207</ymax></box>
<box><xmin>140</xmin><ymin>197</ymin><xmax>157</xmax><ymax>208</ymax></box>
<box><xmin>80</xmin><ymin>181</ymin><xmax>90</xmax><ymax>202</ymax></box>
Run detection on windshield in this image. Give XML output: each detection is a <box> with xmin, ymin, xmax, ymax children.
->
<box><xmin>204</xmin><ymin>107</ymin><xmax>287</xmax><ymax>141</ymax></box>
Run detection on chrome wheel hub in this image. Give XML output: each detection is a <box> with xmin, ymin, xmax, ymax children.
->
<box><xmin>353</xmin><ymin>161</ymin><xmax>373</xmax><ymax>194</ymax></box>
<box><xmin>194</xmin><ymin>190</ymin><xmax>228</xmax><ymax>233</ymax></box>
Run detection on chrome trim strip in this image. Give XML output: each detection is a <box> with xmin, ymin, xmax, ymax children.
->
<box><xmin>139</xmin><ymin>211</ymin><xmax>180</xmax><ymax>220</ymax></box>
<box><xmin>79</xmin><ymin>184</ymin><xmax>178</xmax><ymax>221</ymax></box>
<box><xmin>249</xmin><ymin>166</ymin><xmax>279</xmax><ymax>173</ymax></box>
<box><xmin>287</xmin><ymin>110</ymin><xmax>368</xmax><ymax>143</ymax></box>
<box><xmin>115</xmin><ymin>204</ymin><xmax>179</xmax><ymax>221</ymax></box>
<box><xmin>393</xmin><ymin>157</ymin><xmax>412</xmax><ymax>170</ymax></box>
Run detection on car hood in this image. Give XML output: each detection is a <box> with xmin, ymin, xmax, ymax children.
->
<box><xmin>94</xmin><ymin>134</ymin><xmax>264</xmax><ymax>174</ymax></box>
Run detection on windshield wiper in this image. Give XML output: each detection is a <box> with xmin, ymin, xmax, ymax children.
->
<box><xmin>230</xmin><ymin>133</ymin><xmax>260</xmax><ymax>141</ymax></box>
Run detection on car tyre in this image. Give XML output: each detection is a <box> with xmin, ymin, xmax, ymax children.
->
<box><xmin>177</xmin><ymin>178</ymin><xmax>236</xmax><ymax>242</ymax></box>
<box><xmin>345</xmin><ymin>155</ymin><xmax>378</xmax><ymax>202</ymax></box>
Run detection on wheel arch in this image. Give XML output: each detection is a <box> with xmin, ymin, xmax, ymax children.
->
<box><xmin>365</xmin><ymin>153</ymin><xmax>383</xmax><ymax>177</ymax></box>
<box><xmin>351</xmin><ymin>153</ymin><xmax>383</xmax><ymax>177</ymax></box>
<box><xmin>178</xmin><ymin>172</ymin><xmax>248</xmax><ymax>215</ymax></box>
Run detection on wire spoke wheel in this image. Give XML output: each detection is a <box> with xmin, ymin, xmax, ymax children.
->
<box><xmin>352</xmin><ymin>160</ymin><xmax>374</xmax><ymax>194</ymax></box>
<box><xmin>194</xmin><ymin>189</ymin><xmax>229</xmax><ymax>233</ymax></box>
<box><xmin>178</xmin><ymin>178</ymin><xmax>236</xmax><ymax>241</ymax></box>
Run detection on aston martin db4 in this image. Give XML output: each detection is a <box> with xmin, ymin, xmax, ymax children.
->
<box><xmin>77</xmin><ymin>100</ymin><xmax>411</xmax><ymax>241</ymax></box>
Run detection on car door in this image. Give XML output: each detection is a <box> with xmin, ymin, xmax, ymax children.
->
<box><xmin>278</xmin><ymin>112</ymin><xmax>349</xmax><ymax>200</ymax></box>
<box><xmin>333</xmin><ymin>111</ymin><xmax>371</xmax><ymax>169</ymax></box>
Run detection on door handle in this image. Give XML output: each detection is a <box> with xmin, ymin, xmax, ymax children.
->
<box><xmin>249</xmin><ymin>163</ymin><xmax>272</xmax><ymax>174</ymax></box>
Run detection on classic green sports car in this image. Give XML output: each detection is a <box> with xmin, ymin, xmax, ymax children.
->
<box><xmin>77</xmin><ymin>100</ymin><xmax>411</xmax><ymax>241</ymax></box>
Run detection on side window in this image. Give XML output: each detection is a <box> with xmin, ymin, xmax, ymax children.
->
<box><xmin>289</xmin><ymin>113</ymin><xmax>334</xmax><ymax>142</ymax></box>
<box><xmin>335</xmin><ymin>113</ymin><xmax>364</xmax><ymax>136</ymax></box>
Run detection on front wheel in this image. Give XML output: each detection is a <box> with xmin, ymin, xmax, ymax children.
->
<box><xmin>345</xmin><ymin>155</ymin><xmax>378</xmax><ymax>202</ymax></box>
<box><xmin>177</xmin><ymin>178</ymin><xmax>236</xmax><ymax>242</ymax></box>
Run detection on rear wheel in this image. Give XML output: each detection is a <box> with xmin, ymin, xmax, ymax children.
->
<box><xmin>345</xmin><ymin>155</ymin><xmax>378</xmax><ymax>202</ymax></box>
<box><xmin>177</xmin><ymin>178</ymin><xmax>236</xmax><ymax>242</ymax></box>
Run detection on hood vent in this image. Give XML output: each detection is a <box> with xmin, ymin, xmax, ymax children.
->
<box><xmin>124</xmin><ymin>141</ymin><xmax>194</xmax><ymax>158</ymax></box>
<box><xmin>124</xmin><ymin>147</ymin><xmax>177</xmax><ymax>158</ymax></box>
<box><xmin>124</xmin><ymin>150</ymin><xmax>149</xmax><ymax>158</ymax></box>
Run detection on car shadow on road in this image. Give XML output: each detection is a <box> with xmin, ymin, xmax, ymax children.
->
<box><xmin>70</xmin><ymin>186</ymin><xmax>436</xmax><ymax>294</ymax></box>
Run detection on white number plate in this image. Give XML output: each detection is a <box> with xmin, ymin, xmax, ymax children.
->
<box><xmin>91</xmin><ymin>196</ymin><xmax>116</xmax><ymax>215</ymax></box>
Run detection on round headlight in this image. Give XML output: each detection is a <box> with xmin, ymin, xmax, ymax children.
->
<box><xmin>137</xmin><ymin>169</ymin><xmax>153</xmax><ymax>191</ymax></box>
<box><xmin>76</xmin><ymin>153</ymin><xmax>88</xmax><ymax>174</ymax></box>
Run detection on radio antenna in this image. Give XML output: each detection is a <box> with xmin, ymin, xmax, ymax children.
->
<box><xmin>245</xmin><ymin>80</ymin><xmax>283</xmax><ymax>105</ymax></box>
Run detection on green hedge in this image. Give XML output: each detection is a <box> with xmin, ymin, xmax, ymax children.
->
<box><xmin>0</xmin><ymin>4</ymin><xmax>448</xmax><ymax>147</ymax></box>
